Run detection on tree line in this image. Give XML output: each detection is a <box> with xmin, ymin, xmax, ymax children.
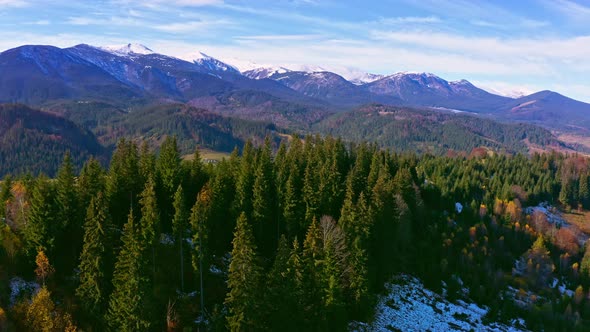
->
<box><xmin>1</xmin><ymin>135</ymin><xmax>590</xmax><ymax>330</ymax></box>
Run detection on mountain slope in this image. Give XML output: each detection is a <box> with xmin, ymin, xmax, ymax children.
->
<box><xmin>314</xmin><ymin>104</ymin><xmax>566</xmax><ymax>154</ymax></box>
<box><xmin>0</xmin><ymin>45</ymin><xmax>142</xmax><ymax>104</ymax></box>
<box><xmin>0</xmin><ymin>104</ymin><xmax>107</xmax><ymax>177</ymax></box>
<box><xmin>366</xmin><ymin>73</ymin><xmax>512</xmax><ymax>112</ymax></box>
<box><xmin>499</xmin><ymin>91</ymin><xmax>590</xmax><ymax>131</ymax></box>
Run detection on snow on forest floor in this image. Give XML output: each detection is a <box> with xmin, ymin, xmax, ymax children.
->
<box><xmin>352</xmin><ymin>274</ymin><xmax>528</xmax><ymax>332</ymax></box>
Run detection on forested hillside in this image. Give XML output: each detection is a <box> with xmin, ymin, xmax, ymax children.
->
<box><xmin>315</xmin><ymin>104</ymin><xmax>566</xmax><ymax>155</ymax></box>
<box><xmin>1</xmin><ymin>136</ymin><xmax>590</xmax><ymax>331</ymax></box>
<box><xmin>0</xmin><ymin>104</ymin><xmax>107</xmax><ymax>177</ymax></box>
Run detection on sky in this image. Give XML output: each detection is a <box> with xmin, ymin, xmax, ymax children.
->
<box><xmin>0</xmin><ymin>0</ymin><xmax>589</xmax><ymax>101</ymax></box>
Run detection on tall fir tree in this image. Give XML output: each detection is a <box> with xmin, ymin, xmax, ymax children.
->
<box><xmin>172</xmin><ymin>185</ymin><xmax>188</xmax><ymax>292</ymax></box>
<box><xmin>252</xmin><ymin>136</ymin><xmax>277</xmax><ymax>257</ymax></box>
<box><xmin>107</xmin><ymin>138</ymin><xmax>141</xmax><ymax>231</ymax></box>
<box><xmin>55</xmin><ymin>151</ymin><xmax>80</xmax><ymax>274</ymax></box>
<box><xmin>191</xmin><ymin>184</ymin><xmax>211</xmax><ymax>315</ymax></box>
<box><xmin>76</xmin><ymin>192</ymin><xmax>110</xmax><ymax>324</ymax></box>
<box><xmin>225</xmin><ymin>212</ymin><xmax>262</xmax><ymax>331</ymax></box>
<box><xmin>24</xmin><ymin>175</ymin><xmax>55</xmax><ymax>259</ymax></box>
<box><xmin>235</xmin><ymin>140</ymin><xmax>255</xmax><ymax>219</ymax></box>
<box><xmin>156</xmin><ymin>135</ymin><xmax>182</xmax><ymax>232</ymax></box>
<box><xmin>106</xmin><ymin>209</ymin><xmax>150</xmax><ymax>331</ymax></box>
<box><xmin>139</xmin><ymin>177</ymin><xmax>159</xmax><ymax>278</ymax></box>
<box><xmin>77</xmin><ymin>157</ymin><xmax>105</xmax><ymax>212</ymax></box>
<box><xmin>579</xmin><ymin>172</ymin><xmax>590</xmax><ymax>209</ymax></box>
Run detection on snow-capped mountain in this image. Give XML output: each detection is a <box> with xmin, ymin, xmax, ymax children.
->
<box><xmin>100</xmin><ymin>43</ymin><xmax>155</xmax><ymax>56</ymax></box>
<box><xmin>1</xmin><ymin>42</ymin><xmax>590</xmax><ymax>131</ymax></box>
<box><xmin>184</xmin><ymin>51</ymin><xmax>240</xmax><ymax>75</ymax></box>
<box><xmin>243</xmin><ymin>66</ymin><xmax>292</xmax><ymax>80</ymax></box>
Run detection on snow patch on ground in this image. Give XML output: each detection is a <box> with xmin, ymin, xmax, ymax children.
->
<box><xmin>9</xmin><ymin>277</ymin><xmax>40</xmax><ymax>306</ymax></box>
<box><xmin>354</xmin><ymin>274</ymin><xmax>527</xmax><ymax>332</ymax></box>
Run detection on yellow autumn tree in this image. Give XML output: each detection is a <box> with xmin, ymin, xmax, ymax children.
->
<box><xmin>26</xmin><ymin>287</ymin><xmax>55</xmax><ymax>332</ymax></box>
<box><xmin>35</xmin><ymin>249</ymin><xmax>54</xmax><ymax>285</ymax></box>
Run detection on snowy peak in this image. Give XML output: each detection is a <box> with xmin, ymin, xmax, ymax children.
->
<box><xmin>100</xmin><ymin>43</ymin><xmax>154</xmax><ymax>56</ymax></box>
<box><xmin>185</xmin><ymin>51</ymin><xmax>240</xmax><ymax>74</ymax></box>
<box><xmin>243</xmin><ymin>66</ymin><xmax>292</xmax><ymax>80</ymax></box>
<box><xmin>348</xmin><ymin>72</ymin><xmax>385</xmax><ymax>85</ymax></box>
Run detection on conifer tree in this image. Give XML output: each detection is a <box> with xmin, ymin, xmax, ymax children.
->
<box><xmin>156</xmin><ymin>136</ymin><xmax>182</xmax><ymax>231</ymax></box>
<box><xmin>55</xmin><ymin>151</ymin><xmax>80</xmax><ymax>274</ymax></box>
<box><xmin>172</xmin><ymin>185</ymin><xmax>188</xmax><ymax>292</ymax></box>
<box><xmin>191</xmin><ymin>184</ymin><xmax>211</xmax><ymax>316</ymax></box>
<box><xmin>107</xmin><ymin>139</ymin><xmax>141</xmax><ymax>230</ymax></box>
<box><xmin>302</xmin><ymin>218</ymin><xmax>324</xmax><ymax>327</ymax></box>
<box><xmin>139</xmin><ymin>141</ymin><xmax>156</xmax><ymax>185</ymax></box>
<box><xmin>235</xmin><ymin>141</ymin><xmax>255</xmax><ymax>219</ymax></box>
<box><xmin>106</xmin><ymin>209</ymin><xmax>150</xmax><ymax>331</ymax></box>
<box><xmin>579</xmin><ymin>172</ymin><xmax>590</xmax><ymax>209</ymax></box>
<box><xmin>76</xmin><ymin>192</ymin><xmax>110</xmax><ymax>322</ymax></box>
<box><xmin>264</xmin><ymin>235</ymin><xmax>304</xmax><ymax>330</ymax></box>
<box><xmin>24</xmin><ymin>176</ymin><xmax>55</xmax><ymax>258</ymax></box>
<box><xmin>252</xmin><ymin>137</ymin><xmax>277</xmax><ymax>256</ymax></box>
<box><xmin>77</xmin><ymin>157</ymin><xmax>105</xmax><ymax>212</ymax></box>
<box><xmin>225</xmin><ymin>212</ymin><xmax>262</xmax><ymax>331</ymax></box>
<box><xmin>139</xmin><ymin>177</ymin><xmax>159</xmax><ymax>277</ymax></box>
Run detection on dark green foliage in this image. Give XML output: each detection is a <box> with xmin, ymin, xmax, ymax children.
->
<box><xmin>3</xmin><ymin>134</ymin><xmax>590</xmax><ymax>331</ymax></box>
<box><xmin>0</xmin><ymin>104</ymin><xmax>106</xmax><ymax>178</ymax></box>
<box><xmin>23</xmin><ymin>175</ymin><xmax>56</xmax><ymax>259</ymax></box>
<box><xmin>225</xmin><ymin>212</ymin><xmax>263</xmax><ymax>331</ymax></box>
<box><xmin>76</xmin><ymin>192</ymin><xmax>110</xmax><ymax>324</ymax></box>
<box><xmin>315</xmin><ymin>104</ymin><xmax>563</xmax><ymax>155</ymax></box>
<box><xmin>106</xmin><ymin>209</ymin><xmax>151</xmax><ymax>331</ymax></box>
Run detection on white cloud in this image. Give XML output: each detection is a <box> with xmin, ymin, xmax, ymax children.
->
<box><xmin>545</xmin><ymin>0</ymin><xmax>590</xmax><ymax>20</ymax></box>
<box><xmin>0</xmin><ymin>0</ymin><xmax>28</xmax><ymax>7</ymax></box>
<box><xmin>153</xmin><ymin>19</ymin><xmax>231</xmax><ymax>32</ymax></box>
<box><xmin>378</xmin><ymin>16</ymin><xmax>442</xmax><ymax>24</ymax></box>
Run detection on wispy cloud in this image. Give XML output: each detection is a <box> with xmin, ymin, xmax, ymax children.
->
<box><xmin>66</xmin><ymin>16</ymin><xmax>143</xmax><ymax>26</ymax></box>
<box><xmin>378</xmin><ymin>16</ymin><xmax>442</xmax><ymax>24</ymax></box>
<box><xmin>153</xmin><ymin>19</ymin><xmax>231</xmax><ymax>33</ymax></box>
<box><xmin>0</xmin><ymin>0</ymin><xmax>28</xmax><ymax>7</ymax></box>
<box><xmin>235</xmin><ymin>34</ymin><xmax>323</xmax><ymax>41</ymax></box>
<box><xmin>545</xmin><ymin>0</ymin><xmax>590</xmax><ymax>20</ymax></box>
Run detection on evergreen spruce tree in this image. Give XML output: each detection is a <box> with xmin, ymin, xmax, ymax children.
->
<box><xmin>76</xmin><ymin>192</ymin><xmax>110</xmax><ymax>323</ymax></box>
<box><xmin>264</xmin><ymin>235</ymin><xmax>303</xmax><ymax>330</ymax></box>
<box><xmin>191</xmin><ymin>184</ymin><xmax>211</xmax><ymax>316</ymax></box>
<box><xmin>107</xmin><ymin>139</ymin><xmax>141</xmax><ymax>231</ymax></box>
<box><xmin>579</xmin><ymin>172</ymin><xmax>590</xmax><ymax>209</ymax></box>
<box><xmin>24</xmin><ymin>176</ymin><xmax>55</xmax><ymax>258</ymax></box>
<box><xmin>156</xmin><ymin>135</ymin><xmax>182</xmax><ymax>231</ymax></box>
<box><xmin>55</xmin><ymin>151</ymin><xmax>80</xmax><ymax>274</ymax></box>
<box><xmin>172</xmin><ymin>185</ymin><xmax>188</xmax><ymax>292</ymax></box>
<box><xmin>78</xmin><ymin>157</ymin><xmax>105</xmax><ymax>212</ymax></box>
<box><xmin>106</xmin><ymin>209</ymin><xmax>150</xmax><ymax>331</ymax></box>
<box><xmin>138</xmin><ymin>141</ymin><xmax>156</xmax><ymax>185</ymax></box>
<box><xmin>252</xmin><ymin>137</ymin><xmax>277</xmax><ymax>256</ymax></box>
<box><xmin>235</xmin><ymin>141</ymin><xmax>255</xmax><ymax>219</ymax></box>
<box><xmin>139</xmin><ymin>177</ymin><xmax>159</xmax><ymax>278</ymax></box>
<box><xmin>225</xmin><ymin>212</ymin><xmax>262</xmax><ymax>331</ymax></box>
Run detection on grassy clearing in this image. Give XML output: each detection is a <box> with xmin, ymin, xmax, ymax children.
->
<box><xmin>562</xmin><ymin>210</ymin><xmax>590</xmax><ymax>235</ymax></box>
<box><xmin>182</xmin><ymin>148</ymin><xmax>231</xmax><ymax>162</ymax></box>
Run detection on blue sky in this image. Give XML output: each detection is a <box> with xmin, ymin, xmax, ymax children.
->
<box><xmin>1</xmin><ymin>0</ymin><xmax>589</xmax><ymax>101</ymax></box>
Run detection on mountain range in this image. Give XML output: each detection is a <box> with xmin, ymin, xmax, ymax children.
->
<box><xmin>1</xmin><ymin>42</ymin><xmax>590</xmax><ymax>176</ymax></box>
<box><xmin>1</xmin><ymin>43</ymin><xmax>589</xmax><ymax>133</ymax></box>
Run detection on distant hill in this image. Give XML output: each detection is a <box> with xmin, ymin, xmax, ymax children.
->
<box><xmin>0</xmin><ymin>104</ymin><xmax>107</xmax><ymax>177</ymax></box>
<box><xmin>314</xmin><ymin>104</ymin><xmax>568</xmax><ymax>155</ymax></box>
